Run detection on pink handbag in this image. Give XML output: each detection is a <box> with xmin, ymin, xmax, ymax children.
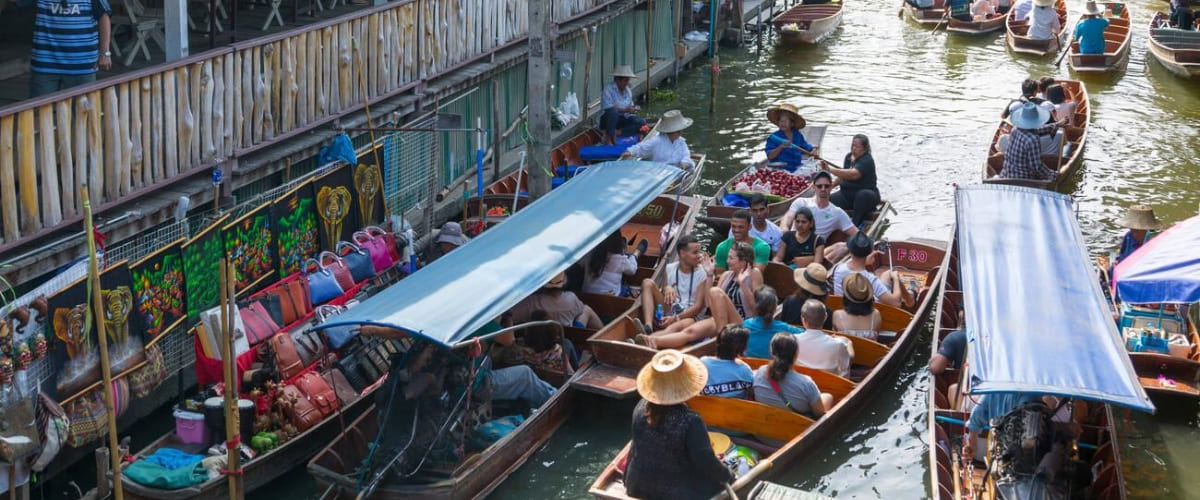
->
<box><xmin>366</xmin><ymin>226</ymin><xmax>403</xmax><ymax>263</ymax></box>
<box><xmin>353</xmin><ymin>230</ymin><xmax>393</xmax><ymax>272</ymax></box>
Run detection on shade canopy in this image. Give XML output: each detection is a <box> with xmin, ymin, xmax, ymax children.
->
<box><xmin>955</xmin><ymin>185</ymin><xmax>1154</xmax><ymax>413</ymax></box>
<box><xmin>317</xmin><ymin>161</ymin><xmax>681</xmax><ymax>348</ymax></box>
<box><xmin>1114</xmin><ymin>215</ymin><xmax>1200</xmax><ymax>305</ymax></box>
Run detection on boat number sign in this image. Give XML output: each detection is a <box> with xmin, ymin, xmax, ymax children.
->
<box><xmin>894</xmin><ymin>247</ymin><xmax>929</xmax><ymax>264</ymax></box>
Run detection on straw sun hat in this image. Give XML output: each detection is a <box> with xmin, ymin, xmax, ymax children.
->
<box><xmin>794</xmin><ymin>263</ymin><xmax>829</xmax><ymax>297</ymax></box>
<box><xmin>1082</xmin><ymin>1</ymin><xmax>1102</xmax><ymax>15</ymax></box>
<box><xmin>1119</xmin><ymin>206</ymin><xmax>1163</xmax><ymax>231</ymax></box>
<box><xmin>1034</xmin><ymin>0</ymin><xmax>1055</xmax><ymax>7</ymax></box>
<box><xmin>657</xmin><ymin>110</ymin><xmax>694</xmax><ymax>134</ymax></box>
<box><xmin>612</xmin><ymin>65</ymin><xmax>639</xmax><ymax>79</ymax></box>
<box><xmin>636</xmin><ymin>349</ymin><xmax>708</xmax><ymax>405</ymax></box>
<box><xmin>767</xmin><ymin>103</ymin><xmax>807</xmax><ymax>130</ymax></box>
<box><xmin>842</xmin><ymin>273</ymin><xmax>874</xmax><ymax>305</ymax></box>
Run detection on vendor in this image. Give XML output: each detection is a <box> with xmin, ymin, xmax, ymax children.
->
<box><xmin>600</xmin><ymin>65</ymin><xmax>647</xmax><ymax>145</ymax></box>
<box><xmin>620</xmin><ymin>110</ymin><xmax>696</xmax><ymax>170</ymax></box>
<box><xmin>1116</xmin><ymin>205</ymin><xmax>1162</xmax><ymax>263</ymax></box>
<box><xmin>822</xmin><ymin>134</ymin><xmax>880</xmax><ymax>227</ymax></box>
<box><xmin>763</xmin><ymin>103</ymin><xmax>815</xmax><ymax>173</ymax></box>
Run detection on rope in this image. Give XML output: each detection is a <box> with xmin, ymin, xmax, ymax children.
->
<box><xmin>456</xmin><ymin>338</ymin><xmax>482</xmax><ymax>458</ymax></box>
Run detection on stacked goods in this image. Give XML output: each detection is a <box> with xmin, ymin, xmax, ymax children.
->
<box><xmin>733</xmin><ymin>168</ymin><xmax>811</xmax><ymax>198</ymax></box>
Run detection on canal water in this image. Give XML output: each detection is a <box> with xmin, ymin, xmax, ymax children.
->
<box><xmin>253</xmin><ymin>0</ymin><xmax>1200</xmax><ymax>497</ymax></box>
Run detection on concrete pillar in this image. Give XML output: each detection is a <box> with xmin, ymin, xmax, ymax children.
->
<box><xmin>526</xmin><ymin>0</ymin><xmax>554</xmax><ymax>200</ymax></box>
<box><xmin>165</xmin><ymin>0</ymin><xmax>189</xmax><ymax>61</ymax></box>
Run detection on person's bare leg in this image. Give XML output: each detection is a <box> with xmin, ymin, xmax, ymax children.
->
<box><xmin>646</xmin><ymin>318</ymin><xmax>718</xmax><ymax>348</ymax></box>
<box><xmin>650</xmin><ymin>318</ymin><xmax>695</xmax><ymax>336</ymax></box>
<box><xmin>641</xmin><ymin>278</ymin><xmax>664</xmax><ymax>326</ymax></box>
<box><xmin>707</xmin><ymin>286</ymin><xmax>744</xmax><ymax>329</ymax></box>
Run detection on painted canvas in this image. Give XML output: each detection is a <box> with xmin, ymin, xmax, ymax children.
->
<box><xmin>272</xmin><ymin>181</ymin><xmax>320</xmax><ymax>277</ymax></box>
<box><xmin>224</xmin><ymin>203</ymin><xmax>277</xmax><ymax>294</ymax></box>
<box><xmin>98</xmin><ymin>262</ymin><xmax>145</xmax><ymax>375</ymax></box>
<box><xmin>130</xmin><ymin>239</ymin><xmax>187</xmax><ymax>343</ymax></box>
<box><xmin>183</xmin><ymin>216</ymin><xmax>228</xmax><ymax>322</ymax></box>
<box><xmin>354</xmin><ymin>163</ymin><xmax>388</xmax><ymax>227</ymax></box>
<box><xmin>313</xmin><ymin>164</ymin><xmax>360</xmax><ymax>250</ymax></box>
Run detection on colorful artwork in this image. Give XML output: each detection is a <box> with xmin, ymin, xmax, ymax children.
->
<box><xmin>354</xmin><ymin>164</ymin><xmax>387</xmax><ymax>226</ymax></box>
<box><xmin>313</xmin><ymin>164</ymin><xmax>360</xmax><ymax>250</ymax></box>
<box><xmin>224</xmin><ymin>204</ymin><xmax>277</xmax><ymax>294</ymax></box>
<box><xmin>131</xmin><ymin>239</ymin><xmax>187</xmax><ymax>342</ymax></box>
<box><xmin>183</xmin><ymin>216</ymin><xmax>228</xmax><ymax>322</ymax></box>
<box><xmin>46</xmin><ymin>262</ymin><xmax>143</xmax><ymax>398</ymax></box>
<box><xmin>99</xmin><ymin>262</ymin><xmax>144</xmax><ymax>374</ymax></box>
<box><xmin>272</xmin><ymin>181</ymin><xmax>320</xmax><ymax>277</ymax></box>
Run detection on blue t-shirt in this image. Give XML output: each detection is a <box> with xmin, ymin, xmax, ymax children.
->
<box><xmin>1073</xmin><ymin>17</ymin><xmax>1110</xmax><ymax>55</ymax></box>
<box><xmin>764</xmin><ymin>130</ymin><xmax>814</xmax><ymax>172</ymax></box>
<box><xmin>25</xmin><ymin>0</ymin><xmax>113</xmax><ymax>75</ymax></box>
<box><xmin>966</xmin><ymin>393</ymin><xmax>1042</xmax><ymax>433</ymax></box>
<box><xmin>700</xmin><ymin>357</ymin><xmax>755</xmax><ymax>398</ymax></box>
<box><xmin>743</xmin><ymin>317</ymin><xmax>804</xmax><ymax>358</ymax></box>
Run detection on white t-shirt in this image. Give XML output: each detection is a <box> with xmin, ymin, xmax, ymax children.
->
<box><xmin>787</xmin><ymin>198</ymin><xmax>855</xmax><ymax>241</ymax></box>
<box><xmin>583</xmin><ymin>254</ymin><xmax>639</xmax><ymax>295</ymax></box>
<box><xmin>728</xmin><ymin>219</ymin><xmax>784</xmax><ymax>252</ymax></box>
<box><xmin>793</xmin><ymin>329</ymin><xmax>853</xmax><ymax>378</ymax></box>
<box><xmin>830</xmin><ymin>263</ymin><xmax>892</xmax><ymax>298</ymax></box>
<box><xmin>665</xmin><ymin>261</ymin><xmax>708</xmax><ymax>313</ymax></box>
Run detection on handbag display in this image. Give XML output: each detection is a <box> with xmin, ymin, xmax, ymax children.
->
<box><xmin>266</xmin><ymin>278</ymin><xmax>312</xmax><ymax>326</ymax></box>
<box><xmin>353</xmin><ymin>231</ymin><xmax>394</xmax><ymax>272</ymax></box>
<box><xmin>321</xmin><ymin>370</ymin><xmax>359</xmax><ymax>406</ymax></box>
<box><xmin>245</xmin><ymin>293</ymin><xmax>285</xmax><ymax>328</ymax></box>
<box><xmin>291</xmin><ymin>329</ymin><xmax>327</xmax><ymax>369</ymax></box>
<box><xmin>0</xmin><ymin>387</ymin><xmax>41</xmax><ymax>464</ymax></box>
<box><xmin>335</xmin><ymin>352</ymin><xmax>370</xmax><ymax>393</ymax></box>
<box><xmin>129</xmin><ymin>344</ymin><xmax>168</xmax><ymax>398</ymax></box>
<box><xmin>316</xmin><ymin>305</ymin><xmax>357</xmax><ymax>350</ymax></box>
<box><xmin>319</xmin><ymin>251</ymin><xmax>356</xmax><ymax>291</ymax></box>
<box><xmin>240</xmin><ymin>300</ymin><xmax>281</xmax><ymax>346</ymax></box>
<box><xmin>278</xmin><ymin>384</ymin><xmax>323</xmax><ymax>432</ymax></box>
<box><xmin>304</xmin><ymin>259</ymin><xmax>345</xmax><ymax>306</ymax></box>
<box><xmin>366</xmin><ymin>226</ymin><xmax>404</xmax><ymax>264</ymax></box>
<box><xmin>272</xmin><ymin>332</ymin><xmax>306</xmax><ymax>379</ymax></box>
<box><xmin>294</xmin><ymin>372</ymin><xmax>339</xmax><ymax>417</ymax></box>
<box><xmin>337</xmin><ymin>241</ymin><xmax>376</xmax><ymax>283</ymax></box>
<box><xmin>31</xmin><ymin>393</ymin><xmax>69</xmax><ymax>472</ymax></box>
<box><xmin>66</xmin><ymin>388</ymin><xmax>108</xmax><ymax>448</ymax></box>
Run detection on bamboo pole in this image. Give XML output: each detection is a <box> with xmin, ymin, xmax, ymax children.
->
<box><xmin>219</xmin><ymin>256</ymin><xmax>242</xmax><ymax>500</ymax></box>
<box><xmin>580</xmin><ymin>27</ymin><xmax>596</xmax><ymax>126</ymax></box>
<box><xmin>645</xmin><ymin>0</ymin><xmax>653</xmax><ymax>106</ymax></box>
<box><xmin>352</xmin><ymin>37</ymin><xmax>390</xmax><ymax>221</ymax></box>
<box><xmin>82</xmin><ymin>185</ymin><xmax>124</xmax><ymax>500</ymax></box>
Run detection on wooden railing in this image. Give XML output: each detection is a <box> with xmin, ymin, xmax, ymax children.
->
<box><xmin>0</xmin><ymin>0</ymin><xmax>619</xmax><ymax>251</ymax></box>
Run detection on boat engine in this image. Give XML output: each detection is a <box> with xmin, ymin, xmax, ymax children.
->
<box><xmin>990</xmin><ymin>402</ymin><xmax>1081</xmax><ymax>500</ymax></box>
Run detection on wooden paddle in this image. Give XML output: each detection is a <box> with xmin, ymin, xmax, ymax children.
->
<box><xmin>1054</xmin><ymin>31</ymin><xmax>1074</xmax><ymax>66</ymax></box>
<box><xmin>931</xmin><ymin>8</ymin><xmax>951</xmax><ymax>35</ymax></box>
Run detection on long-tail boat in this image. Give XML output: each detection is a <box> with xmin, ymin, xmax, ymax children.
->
<box><xmin>1067</xmin><ymin>3</ymin><xmax>1132</xmax><ymax>74</ymax></box>
<box><xmin>947</xmin><ymin>12</ymin><xmax>1006</xmax><ymax>35</ymax></box>
<box><xmin>773</xmin><ymin>2</ymin><xmax>844</xmax><ymax>44</ymax></box>
<box><xmin>1005</xmin><ymin>0</ymin><xmax>1068</xmax><ymax>56</ymax></box>
<box><xmin>1147</xmin><ymin>12</ymin><xmax>1200</xmax><ymax>79</ymax></box>
<box><xmin>588</xmin><ymin>237</ymin><xmax>949</xmax><ymax>498</ymax></box>
<box><xmin>982</xmin><ymin>79</ymin><xmax>1090</xmax><ymax>191</ymax></box>
<box><xmin>304</xmin><ymin>161</ymin><xmax>693</xmax><ymax>499</ymax></box>
<box><xmin>929</xmin><ymin>184</ymin><xmax>1154</xmax><ymax>500</ymax></box>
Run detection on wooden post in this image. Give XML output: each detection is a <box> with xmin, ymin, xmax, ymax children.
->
<box><xmin>491</xmin><ymin>77</ymin><xmax>502</xmax><ymax>181</ymax></box>
<box><xmin>526</xmin><ymin>0</ymin><xmax>553</xmax><ymax>200</ymax></box>
<box><xmin>645</xmin><ymin>0</ymin><xmax>653</xmax><ymax>106</ymax></box>
<box><xmin>709</xmin><ymin>55</ymin><xmax>719</xmax><ymax>114</ymax></box>
<box><xmin>165</xmin><ymin>0</ymin><xmax>189</xmax><ymax>60</ymax></box>
<box><xmin>219</xmin><ymin>257</ymin><xmax>243</xmax><ymax>500</ymax></box>
<box><xmin>756</xmin><ymin>3</ymin><xmax>763</xmax><ymax>56</ymax></box>
<box><xmin>580</xmin><ymin>27</ymin><xmax>596</xmax><ymax>126</ymax></box>
<box><xmin>82</xmin><ymin>186</ymin><xmax>124</xmax><ymax>500</ymax></box>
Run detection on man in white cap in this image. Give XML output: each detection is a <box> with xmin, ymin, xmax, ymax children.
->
<box><xmin>1026</xmin><ymin>0</ymin><xmax>1061</xmax><ymax>40</ymax></box>
<box><xmin>600</xmin><ymin>65</ymin><xmax>646</xmax><ymax>146</ymax></box>
<box><xmin>619</xmin><ymin>109</ymin><xmax>696</xmax><ymax>170</ymax></box>
<box><xmin>998</xmin><ymin>102</ymin><xmax>1061</xmax><ymax>181</ymax></box>
<box><xmin>424</xmin><ymin>221</ymin><xmax>470</xmax><ymax>264</ymax></box>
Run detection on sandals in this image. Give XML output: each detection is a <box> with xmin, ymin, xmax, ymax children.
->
<box><xmin>634</xmin><ymin>334</ymin><xmax>657</xmax><ymax>349</ymax></box>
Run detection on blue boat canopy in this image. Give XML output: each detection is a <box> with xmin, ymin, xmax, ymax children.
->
<box><xmin>317</xmin><ymin>161</ymin><xmax>681</xmax><ymax>348</ymax></box>
<box><xmin>955</xmin><ymin>185</ymin><xmax>1154</xmax><ymax>413</ymax></box>
<box><xmin>1114</xmin><ymin>215</ymin><xmax>1200</xmax><ymax>305</ymax></box>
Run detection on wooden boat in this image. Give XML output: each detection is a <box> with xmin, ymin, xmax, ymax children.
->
<box><xmin>589</xmin><ymin>238</ymin><xmax>949</xmax><ymax>498</ymax></box>
<box><xmin>902</xmin><ymin>0</ymin><xmax>948</xmax><ymax>26</ymax></box>
<box><xmin>982</xmin><ymin>79</ymin><xmax>1090</xmax><ymax>191</ymax></box>
<box><xmin>1067</xmin><ymin>3</ymin><xmax>1132</xmax><ymax>74</ymax></box>
<box><xmin>697</xmin><ymin>125</ymin><xmax>827</xmax><ymax>233</ymax></box>
<box><xmin>947</xmin><ymin>13</ymin><xmax>1006</xmax><ymax>35</ymax></box>
<box><xmin>1148</xmin><ymin>12</ymin><xmax>1200</xmax><ymax>79</ymax></box>
<box><xmin>1005</xmin><ymin>0</ymin><xmax>1068</xmax><ymax>56</ymax></box>
<box><xmin>773</xmin><ymin>3</ymin><xmax>844</xmax><ymax>45</ymax></box>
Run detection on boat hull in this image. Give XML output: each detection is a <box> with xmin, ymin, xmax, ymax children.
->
<box><xmin>1067</xmin><ymin>3</ymin><xmax>1132</xmax><ymax>74</ymax></box>
<box><xmin>982</xmin><ymin>79</ymin><xmax>1090</xmax><ymax>191</ymax></box>
<box><xmin>947</xmin><ymin>15</ymin><xmax>1005</xmax><ymax>35</ymax></box>
<box><xmin>1148</xmin><ymin>12</ymin><xmax>1200</xmax><ymax>79</ymax></box>
<box><xmin>774</xmin><ymin>4</ymin><xmax>843</xmax><ymax>45</ymax></box>
<box><xmin>902</xmin><ymin>0</ymin><xmax>948</xmax><ymax>26</ymax></box>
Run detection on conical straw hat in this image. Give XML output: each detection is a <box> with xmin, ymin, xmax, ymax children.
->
<box><xmin>767</xmin><ymin>103</ymin><xmax>807</xmax><ymax>130</ymax></box>
<box><xmin>657</xmin><ymin>110</ymin><xmax>694</xmax><ymax>134</ymax></box>
<box><xmin>1119</xmin><ymin>206</ymin><xmax>1162</xmax><ymax>231</ymax></box>
<box><xmin>612</xmin><ymin>65</ymin><xmax>639</xmax><ymax>79</ymax></box>
<box><xmin>636</xmin><ymin>349</ymin><xmax>707</xmax><ymax>405</ymax></box>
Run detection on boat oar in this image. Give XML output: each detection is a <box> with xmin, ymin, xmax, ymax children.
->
<box><xmin>1054</xmin><ymin>32</ymin><xmax>1073</xmax><ymax>66</ymax></box>
<box><xmin>931</xmin><ymin>9</ymin><xmax>951</xmax><ymax>35</ymax></box>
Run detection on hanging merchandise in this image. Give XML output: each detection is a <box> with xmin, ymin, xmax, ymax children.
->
<box><xmin>224</xmin><ymin>204</ymin><xmax>278</xmax><ymax>294</ymax></box>
<box><xmin>353</xmin><ymin>164</ymin><xmax>386</xmax><ymax>226</ymax></box>
<box><xmin>130</xmin><ymin>240</ymin><xmax>188</xmax><ymax>343</ymax></box>
<box><xmin>182</xmin><ymin>216</ymin><xmax>230</xmax><ymax>323</ymax></box>
<box><xmin>272</xmin><ymin>182</ymin><xmax>321</xmax><ymax>278</ymax></box>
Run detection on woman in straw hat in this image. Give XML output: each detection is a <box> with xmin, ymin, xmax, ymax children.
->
<box><xmin>600</xmin><ymin>64</ymin><xmax>647</xmax><ymax>145</ymax></box>
<box><xmin>1073</xmin><ymin>1</ymin><xmax>1110</xmax><ymax>54</ymax></box>
<box><xmin>1116</xmin><ymin>205</ymin><xmax>1163</xmax><ymax>263</ymax></box>
<box><xmin>620</xmin><ymin>109</ymin><xmax>696</xmax><ymax>170</ymax></box>
<box><xmin>1026</xmin><ymin>0</ymin><xmax>1061</xmax><ymax>40</ymax></box>
<box><xmin>764</xmin><ymin>103</ymin><xmax>816</xmax><ymax>173</ymax></box>
<box><xmin>833</xmin><ymin>273</ymin><xmax>883</xmax><ymax>341</ymax></box>
<box><xmin>779</xmin><ymin>262</ymin><xmax>834</xmax><ymax>330</ymax></box>
<box><xmin>751</xmin><ymin>333</ymin><xmax>832</xmax><ymax>417</ymax></box>
<box><xmin>625</xmin><ymin>350</ymin><xmax>733</xmax><ymax>500</ymax></box>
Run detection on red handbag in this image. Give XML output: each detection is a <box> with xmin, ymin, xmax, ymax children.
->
<box><xmin>278</xmin><ymin>384</ymin><xmax>323</xmax><ymax>431</ymax></box>
<box><xmin>240</xmin><ymin>301</ymin><xmax>280</xmax><ymax>346</ymax></box>
<box><xmin>272</xmin><ymin>332</ymin><xmax>305</xmax><ymax>379</ymax></box>
<box><xmin>366</xmin><ymin>226</ymin><xmax>403</xmax><ymax>263</ymax></box>
<box><xmin>353</xmin><ymin>231</ymin><xmax>393</xmax><ymax>272</ymax></box>
<box><xmin>294</xmin><ymin>372</ymin><xmax>339</xmax><ymax>417</ymax></box>
<box><xmin>319</xmin><ymin>251</ymin><xmax>356</xmax><ymax>291</ymax></box>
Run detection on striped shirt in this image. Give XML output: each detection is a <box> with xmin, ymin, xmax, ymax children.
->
<box><xmin>29</xmin><ymin>0</ymin><xmax>112</xmax><ymax>75</ymax></box>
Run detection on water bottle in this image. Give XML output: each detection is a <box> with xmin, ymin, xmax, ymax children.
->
<box><xmin>655</xmin><ymin>304</ymin><xmax>664</xmax><ymax>327</ymax></box>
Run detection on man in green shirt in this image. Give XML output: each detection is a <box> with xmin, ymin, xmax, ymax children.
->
<box><xmin>714</xmin><ymin>209</ymin><xmax>771</xmax><ymax>274</ymax></box>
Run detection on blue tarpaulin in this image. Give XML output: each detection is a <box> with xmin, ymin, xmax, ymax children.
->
<box><xmin>316</xmin><ymin>161</ymin><xmax>680</xmax><ymax>348</ymax></box>
<box><xmin>1114</xmin><ymin>215</ymin><xmax>1200</xmax><ymax>305</ymax></box>
<box><xmin>955</xmin><ymin>185</ymin><xmax>1153</xmax><ymax>413</ymax></box>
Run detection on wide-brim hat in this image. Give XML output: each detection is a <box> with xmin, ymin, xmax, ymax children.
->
<box><xmin>1082</xmin><ymin>1</ymin><xmax>1102</xmax><ymax>15</ymax></box>
<box><xmin>612</xmin><ymin>65</ymin><xmax>639</xmax><ymax>79</ymax></box>
<box><xmin>543</xmin><ymin>272</ymin><xmax>567</xmax><ymax>289</ymax></box>
<box><xmin>1119</xmin><ymin>206</ymin><xmax>1163</xmax><ymax>231</ymax></box>
<box><xmin>636</xmin><ymin>349</ymin><xmax>707</xmax><ymax>405</ymax></box>
<box><xmin>435</xmin><ymin>221</ymin><xmax>470</xmax><ymax>246</ymax></box>
<box><xmin>1010</xmin><ymin>102</ymin><xmax>1050</xmax><ymax>130</ymax></box>
<box><xmin>767</xmin><ymin>103</ymin><xmax>807</xmax><ymax>130</ymax></box>
<box><xmin>842</xmin><ymin>273</ymin><xmax>874</xmax><ymax>304</ymax></box>
<box><xmin>794</xmin><ymin>263</ymin><xmax>829</xmax><ymax>297</ymax></box>
<box><xmin>657</xmin><ymin>110</ymin><xmax>694</xmax><ymax>134</ymax></box>
<box><xmin>1034</xmin><ymin>0</ymin><xmax>1054</xmax><ymax>7</ymax></box>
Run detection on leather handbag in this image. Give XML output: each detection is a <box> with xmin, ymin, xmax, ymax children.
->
<box><xmin>295</xmin><ymin>372</ymin><xmax>339</xmax><ymax>417</ymax></box>
<box><xmin>278</xmin><ymin>384</ymin><xmax>323</xmax><ymax>432</ymax></box>
<box><xmin>267</xmin><ymin>278</ymin><xmax>312</xmax><ymax>326</ymax></box>
<box><xmin>319</xmin><ymin>251</ymin><xmax>356</xmax><ymax>291</ymax></box>
<box><xmin>337</xmin><ymin>242</ymin><xmax>376</xmax><ymax>283</ymax></box>
<box><xmin>305</xmin><ymin>259</ymin><xmax>345</xmax><ymax>306</ymax></box>
<box><xmin>353</xmin><ymin>231</ymin><xmax>393</xmax><ymax>272</ymax></box>
<box><xmin>31</xmin><ymin>392</ymin><xmax>69</xmax><ymax>472</ymax></box>
<box><xmin>0</xmin><ymin>390</ymin><xmax>40</xmax><ymax>463</ymax></box>
<box><xmin>240</xmin><ymin>300</ymin><xmax>281</xmax><ymax>346</ymax></box>
<box><xmin>245</xmin><ymin>293</ymin><xmax>285</xmax><ymax>328</ymax></box>
<box><xmin>322</xmin><ymin>370</ymin><xmax>359</xmax><ymax>406</ymax></box>
<box><xmin>336</xmin><ymin>353</ymin><xmax>370</xmax><ymax>393</ymax></box>
<box><xmin>291</xmin><ymin>328</ymin><xmax>327</xmax><ymax>369</ymax></box>
<box><xmin>129</xmin><ymin>344</ymin><xmax>167</xmax><ymax>398</ymax></box>
<box><xmin>316</xmin><ymin>305</ymin><xmax>357</xmax><ymax>350</ymax></box>
<box><xmin>366</xmin><ymin>226</ymin><xmax>404</xmax><ymax>264</ymax></box>
<box><xmin>272</xmin><ymin>332</ymin><xmax>306</xmax><ymax>379</ymax></box>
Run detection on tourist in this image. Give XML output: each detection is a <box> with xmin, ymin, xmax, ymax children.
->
<box><xmin>638</xmin><ymin>243</ymin><xmax>761</xmax><ymax>349</ymax></box>
<box><xmin>1074</xmin><ymin>2</ymin><xmax>1110</xmax><ymax>55</ymax></box>
<box><xmin>773</xmin><ymin>206</ymin><xmax>825</xmax><ymax>268</ymax></box>
<box><xmin>1012</xmin><ymin>0</ymin><xmax>1033</xmax><ymax>20</ymax></box>
<box><xmin>640</xmin><ymin>234</ymin><xmax>712</xmax><ymax>336</ymax></box>
<box><xmin>824</xmin><ymin>134</ymin><xmax>881</xmax><ymax>227</ymax></box>
<box><xmin>779</xmin><ymin>263</ymin><xmax>834</xmax><ymax>330</ymax></box>
<box><xmin>793</xmin><ymin>300</ymin><xmax>853</xmax><ymax>378</ymax></box>
<box><xmin>993</xmin><ymin>0</ymin><xmax>1013</xmax><ymax>14</ymax></box>
<box><xmin>728</xmin><ymin>193</ymin><xmax>784</xmax><ymax>252</ymax></box>
<box><xmin>743</xmin><ymin>286</ymin><xmax>804</xmax><ymax>358</ymax></box>
<box><xmin>520</xmin><ymin>310</ymin><xmax>581</xmax><ymax>374</ymax></box>
<box><xmin>998</xmin><ymin>102</ymin><xmax>1061</xmax><ymax>181</ymax></box>
<box><xmin>1170</xmin><ymin>0</ymin><xmax>1195</xmax><ymax>30</ymax></box>
<box><xmin>1116</xmin><ymin>205</ymin><xmax>1162</xmax><ymax>263</ymax></box>
<box><xmin>780</xmin><ymin>171</ymin><xmax>858</xmax><ymax>261</ymax></box>
<box><xmin>948</xmin><ymin>0</ymin><xmax>973</xmax><ymax>21</ymax></box>
<box><xmin>1002</xmin><ymin>78</ymin><xmax>1042</xmax><ymax>119</ymax></box>
<box><xmin>929</xmin><ymin>311</ymin><xmax>967</xmax><ymax>375</ymax></box>
<box><xmin>1036</xmin><ymin>76</ymin><xmax>1057</xmax><ymax>100</ymax></box>
<box><xmin>971</xmin><ymin>0</ymin><xmax>998</xmax><ymax>20</ymax></box>
<box><xmin>582</xmin><ymin>231</ymin><xmax>648</xmax><ymax>296</ymax></box>
<box><xmin>620</xmin><ymin>110</ymin><xmax>696</xmax><ymax>170</ymax></box>
<box><xmin>1044</xmin><ymin>84</ymin><xmax>1078</xmax><ymax>127</ymax></box>
<box><xmin>699</xmin><ymin>325</ymin><xmax>755</xmax><ymax>398</ymax></box>
<box><xmin>763</xmin><ymin>103</ymin><xmax>816</xmax><ymax>173</ymax></box>
<box><xmin>830</xmin><ymin>232</ymin><xmax>909</xmax><ymax>308</ymax></box>
<box><xmin>714</xmin><ymin>210</ymin><xmax>772</xmax><ymax>273</ymax></box>
<box><xmin>21</xmin><ymin>0</ymin><xmax>113</xmax><ymax>97</ymax></box>
<box><xmin>509</xmin><ymin>273</ymin><xmax>604</xmax><ymax>329</ymax></box>
<box><xmin>752</xmin><ymin>333</ymin><xmax>833</xmax><ymax>418</ymax></box>
<box><xmin>625</xmin><ymin>350</ymin><xmax>733</xmax><ymax>500</ymax></box>
<box><xmin>1027</xmin><ymin>0</ymin><xmax>1061</xmax><ymax>41</ymax></box>
<box><xmin>833</xmin><ymin>273</ymin><xmax>884</xmax><ymax>341</ymax></box>
<box><xmin>599</xmin><ymin>65</ymin><xmax>646</xmax><ymax>145</ymax></box>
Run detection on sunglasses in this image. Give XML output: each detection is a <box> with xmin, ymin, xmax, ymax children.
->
<box><xmin>814</xmin><ymin>183</ymin><xmax>832</xmax><ymax>189</ymax></box>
